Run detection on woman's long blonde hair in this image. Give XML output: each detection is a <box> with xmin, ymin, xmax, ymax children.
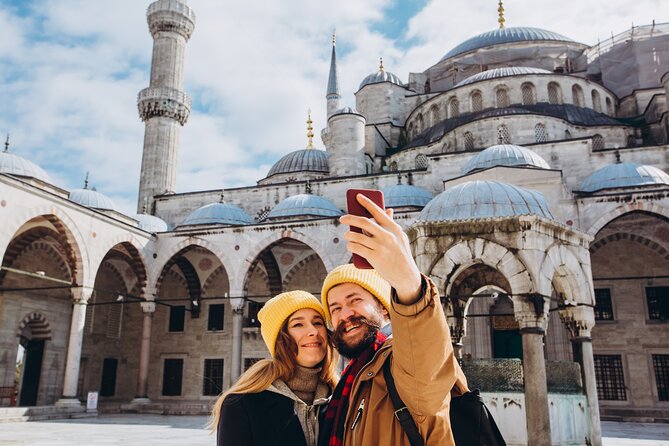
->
<box><xmin>209</xmin><ymin>320</ymin><xmax>338</xmax><ymax>431</ymax></box>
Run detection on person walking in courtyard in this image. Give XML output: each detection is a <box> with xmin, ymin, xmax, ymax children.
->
<box><xmin>211</xmin><ymin>290</ymin><xmax>337</xmax><ymax>446</ymax></box>
<box><xmin>318</xmin><ymin>193</ymin><xmax>469</xmax><ymax>446</ymax></box>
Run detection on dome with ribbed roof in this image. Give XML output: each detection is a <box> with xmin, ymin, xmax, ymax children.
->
<box><xmin>69</xmin><ymin>188</ymin><xmax>117</xmax><ymax>210</ymax></box>
<box><xmin>462</xmin><ymin>144</ymin><xmax>551</xmax><ymax>175</ymax></box>
<box><xmin>441</xmin><ymin>27</ymin><xmax>575</xmax><ymax>61</ymax></box>
<box><xmin>580</xmin><ymin>162</ymin><xmax>669</xmax><ymax>193</ymax></box>
<box><xmin>381</xmin><ymin>184</ymin><xmax>433</xmax><ymax>209</ymax></box>
<box><xmin>182</xmin><ymin>202</ymin><xmax>253</xmax><ymax>226</ymax></box>
<box><xmin>418</xmin><ymin>180</ymin><xmax>553</xmax><ymax>222</ymax></box>
<box><xmin>135</xmin><ymin>214</ymin><xmax>169</xmax><ymax>232</ymax></box>
<box><xmin>266</xmin><ymin>149</ymin><xmax>329</xmax><ymax>178</ymax></box>
<box><xmin>359</xmin><ymin>68</ymin><xmax>403</xmax><ymax>90</ymax></box>
<box><xmin>456</xmin><ymin>66</ymin><xmax>552</xmax><ymax>87</ymax></box>
<box><xmin>266</xmin><ymin>194</ymin><xmax>342</xmax><ymax>220</ymax></box>
<box><xmin>0</xmin><ymin>150</ymin><xmax>53</xmax><ymax>183</ymax></box>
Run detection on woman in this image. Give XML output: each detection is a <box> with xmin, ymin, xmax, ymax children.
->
<box><xmin>211</xmin><ymin>290</ymin><xmax>338</xmax><ymax>446</ymax></box>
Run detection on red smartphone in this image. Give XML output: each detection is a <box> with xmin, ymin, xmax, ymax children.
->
<box><xmin>346</xmin><ymin>189</ymin><xmax>385</xmax><ymax>269</ymax></box>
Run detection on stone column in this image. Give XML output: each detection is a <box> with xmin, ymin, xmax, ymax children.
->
<box><xmin>132</xmin><ymin>301</ymin><xmax>156</xmax><ymax>404</ymax></box>
<box><xmin>56</xmin><ymin>287</ymin><xmax>93</xmax><ymax>407</ymax></box>
<box><xmin>513</xmin><ymin>294</ymin><xmax>551</xmax><ymax>446</ymax></box>
<box><xmin>560</xmin><ymin>306</ymin><xmax>602</xmax><ymax>446</ymax></box>
<box><xmin>230</xmin><ymin>297</ymin><xmax>245</xmax><ymax>384</ymax></box>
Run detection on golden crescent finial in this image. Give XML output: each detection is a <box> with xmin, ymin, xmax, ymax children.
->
<box><xmin>306</xmin><ymin>109</ymin><xmax>314</xmax><ymax>149</ymax></box>
<box><xmin>379</xmin><ymin>57</ymin><xmax>384</xmax><ymax>72</ymax></box>
<box><xmin>498</xmin><ymin>0</ymin><xmax>505</xmax><ymax>29</ymax></box>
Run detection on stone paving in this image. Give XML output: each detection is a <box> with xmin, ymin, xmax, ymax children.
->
<box><xmin>0</xmin><ymin>415</ymin><xmax>666</xmax><ymax>445</ymax></box>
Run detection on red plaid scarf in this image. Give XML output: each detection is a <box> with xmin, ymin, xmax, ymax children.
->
<box><xmin>320</xmin><ymin>331</ymin><xmax>388</xmax><ymax>446</ymax></box>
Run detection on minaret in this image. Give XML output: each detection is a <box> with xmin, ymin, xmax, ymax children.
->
<box><xmin>137</xmin><ymin>0</ymin><xmax>196</xmax><ymax>212</ymax></box>
<box><xmin>326</xmin><ymin>32</ymin><xmax>341</xmax><ymax>120</ymax></box>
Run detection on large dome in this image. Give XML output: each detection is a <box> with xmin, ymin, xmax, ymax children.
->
<box><xmin>455</xmin><ymin>66</ymin><xmax>552</xmax><ymax>87</ymax></box>
<box><xmin>182</xmin><ymin>202</ymin><xmax>253</xmax><ymax>226</ymax></box>
<box><xmin>381</xmin><ymin>184</ymin><xmax>433</xmax><ymax>209</ymax></box>
<box><xmin>441</xmin><ymin>27</ymin><xmax>574</xmax><ymax>61</ymax></box>
<box><xmin>69</xmin><ymin>188</ymin><xmax>117</xmax><ymax>211</ymax></box>
<box><xmin>0</xmin><ymin>150</ymin><xmax>53</xmax><ymax>184</ymax></box>
<box><xmin>418</xmin><ymin>180</ymin><xmax>553</xmax><ymax>222</ymax></box>
<box><xmin>266</xmin><ymin>149</ymin><xmax>329</xmax><ymax>178</ymax></box>
<box><xmin>266</xmin><ymin>194</ymin><xmax>342</xmax><ymax>219</ymax></box>
<box><xmin>135</xmin><ymin>213</ymin><xmax>169</xmax><ymax>232</ymax></box>
<box><xmin>580</xmin><ymin>162</ymin><xmax>669</xmax><ymax>193</ymax></box>
<box><xmin>462</xmin><ymin>144</ymin><xmax>551</xmax><ymax>175</ymax></box>
<box><xmin>359</xmin><ymin>69</ymin><xmax>403</xmax><ymax>90</ymax></box>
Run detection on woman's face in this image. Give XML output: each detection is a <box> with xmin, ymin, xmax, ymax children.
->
<box><xmin>286</xmin><ymin>308</ymin><xmax>328</xmax><ymax>368</ymax></box>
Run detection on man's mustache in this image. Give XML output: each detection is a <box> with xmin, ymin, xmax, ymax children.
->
<box><xmin>333</xmin><ymin>316</ymin><xmax>380</xmax><ymax>341</ymax></box>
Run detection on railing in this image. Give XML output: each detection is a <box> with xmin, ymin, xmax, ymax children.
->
<box><xmin>584</xmin><ymin>22</ymin><xmax>669</xmax><ymax>62</ymax></box>
<box><xmin>147</xmin><ymin>0</ymin><xmax>196</xmax><ymax>23</ymax></box>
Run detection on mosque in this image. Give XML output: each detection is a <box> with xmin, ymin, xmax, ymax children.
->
<box><xmin>0</xmin><ymin>0</ymin><xmax>668</xmax><ymax>444</ymax></box>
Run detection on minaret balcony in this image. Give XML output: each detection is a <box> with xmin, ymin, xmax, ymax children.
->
<box><xmin>147</xmin><ymin>0</ymin><xmax>196</xmax><ymax>39</ymax></box>
<box><xmin>137</xmin><ymin>86</ymin><xmax>192</xmax><ymax>125</ymax></box>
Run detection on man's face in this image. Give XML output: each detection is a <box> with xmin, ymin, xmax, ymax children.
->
<box><xmin>327</xmin><ymin>283</ymin><xmax>389</xmax><ymax>358</ymax></box>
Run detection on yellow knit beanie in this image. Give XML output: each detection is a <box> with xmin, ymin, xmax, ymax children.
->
<box><xmin>321</xmin><ymin>264</ymin><xmax>392</xmax><ymax>325</ymax></box>
<box><xmin>258</xmin><ymin>290</ymin><xmax>326</xmax><ymax>357</ymax></box>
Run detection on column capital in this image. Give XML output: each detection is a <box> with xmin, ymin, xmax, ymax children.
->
<box><xmin>512</xmin><ymin>293</ymin><xmax>550</xmax><ymax>332</ymax></box>
<box><xmin>230</xmin><ymin>297</ymin><xmax>245</xmax><ymax>314</ymax></box>
<box><xmin>559</xmin><ymin>305</ymin><xmax>595</xmax><ymax>340</ymax></box>
<box><xmin>70</xmin><ymin>287</ymin><xmax>93</xmax><ymax>304</ymax></box>
<box><xmin>447</xmin><ymin>316</ymin><xmax>467</xmax><ymax>344</ymax></box>
<box><xmin>140</xmin><ymin>301</ymin><xmax>157</xmax><ymax>314</ymax></box>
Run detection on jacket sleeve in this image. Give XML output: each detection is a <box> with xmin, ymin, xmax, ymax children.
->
<box><xmin>217</xmin><ymin>395</ymin><xmax>254</xmax><ymax>446</ymax></box>
<box><xmin>389</xmin><ymin>274</ymin><xmax>468</xmax><ymax>416</ymax></box>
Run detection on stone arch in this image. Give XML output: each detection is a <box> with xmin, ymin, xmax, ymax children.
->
<box><xmin>16</xmin><ymin>312</ymin><xmax>52</xmax><ymax>340</ymax></box>
<box><xmin>202</xmin><ymin>265</ymin><xmax>231</xmax><ymax>298</ymax></box>
<box><xmin>95</xmin><ymin>241</ymin><xmax>149</xmax><ymax>296</ymax></box>
<box><xmin>90</xmin><ymin>235</ymin><xmax>148</xmax><ymax>291</ymax></box>
<box><xmin>4</xmin><ymin>239</ymin><xmax>72</xmax><ymax>282</ymax></box>
<box><xmin>586</xmin><ymin>204</ymin><xmax>669</xmax><ymax>237</ymax></box>
<box><xmin>281</xmin><ymin>252</ymin><xmax>328</xmax><ymax>294</ymax></box>
<box><xmin>590</xmin><ymin>232</ymin><xmax>669</xmax><ymax>261</ymax></box>
<box><xmin>538</xmin><ymin>243</ymin><xmax>592</xmax><ymax>305</ymax></box>
<box><xmin>243</xmin><ymin>231</ymin><xmax>334</xmax><ymax>274</ymax></box>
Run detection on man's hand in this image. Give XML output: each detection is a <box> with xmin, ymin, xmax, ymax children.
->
<box><xmin>340</xmin><ymin>193</ymin><xmax>422</xmax><ymax>304</ymax></box>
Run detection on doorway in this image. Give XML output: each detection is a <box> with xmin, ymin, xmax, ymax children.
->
<box><xmin>18</xmin><ymin>338</ymin><xmax>45</xmax><ymax>406</ymax></box>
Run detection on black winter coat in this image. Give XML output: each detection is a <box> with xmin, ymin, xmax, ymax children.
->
<box><xmin>217</xmin><ymin>390</ymin><xmax>307</xmax><ymax>446</ymax></box>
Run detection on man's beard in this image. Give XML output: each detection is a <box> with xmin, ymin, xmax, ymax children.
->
<box><xmin>332</xmin><ymin>316</ymin><xmax>380</xmax><ymax>359</ymax></box>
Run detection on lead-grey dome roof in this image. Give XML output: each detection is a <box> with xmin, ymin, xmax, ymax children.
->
<box><xmin>69</xmin><ymin>188</ymin><xmax>117</xmax><ymax>210</ymax></box>
<box><xmin>266</xmin><ymin>149</ymin><xmax>329</xmax><ymax>178</ymax></box>
<box><xmin>462</xmin><ymin>144</ymin><xmax>551</xmax><ymax>175</ymax></box>
<box><xmin>267</xmin><ymin>194</ymin><xmax>342</xmax><ymax>219</ymax></box>
<box><xmin>135</xmin><ymin>214</ymin><xmax>169</xmax><ymax>232</ymax></box>
<box><xmin>455</xmin><ymin>66</ymin><xmax>552</xmax><ymax>87</ymax></box>
<box><xmin>182</xmin><ymin>202</ymin><xmax>253</xmax><ymax>226</ymax></box>
<box><xmin>359</xmin><ymin>70</ymin><xmax>403</xmax><ymax>90</ymax></box>
<box><xmin>441</xmin><ymin>27</ymin><xmax>575</xmax><ymax>61</ymax></box>
<box><xmin>382</xmin><ymin>184</ymin><xmax>433</xmax><ymax>209</ymax></box>
<box><xmin>331</xmin><ymin>106</ymin><xmax>363</xmax><ymax>117</ymax></box>
<box><xmin>580</xmin><ymin>162</ymin><xmax>669</xmax><ymax>192</ymax></box>
<box><xmin>418</xmin><ymin>180</ymin><xmax>553</xmax><ymax>222</ymax></box>
<box><xmin>0</xmin><ymin>151</ymin><xmax>53</xmax><ymax>183</ymax></box>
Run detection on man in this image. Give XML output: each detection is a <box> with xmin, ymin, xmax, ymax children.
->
<box><xmin>318</xmin><ymin>193</ymin><xmax>468</xmax><ymax>446</ymax></box>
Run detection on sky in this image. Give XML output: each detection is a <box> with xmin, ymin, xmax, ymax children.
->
<box><xmin>0</xmin><ymin>0</ymin><xmax>664</xmax><ymax>214</ymax></box>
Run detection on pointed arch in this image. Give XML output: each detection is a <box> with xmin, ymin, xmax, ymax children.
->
<box><xmin>586</xmin><ymin>204</ymin><xmax>669</xmax><ymax>236</ymax></box>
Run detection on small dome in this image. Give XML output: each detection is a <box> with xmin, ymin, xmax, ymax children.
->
<box><xmin>580</xmin><ymin>162</ymin><xmax>669</xmax><ymax>193</ymax></box>
<box><xmin>182</xmin><ymin>202</ymin><xmax>253</xmax><ymax>226</ymax></box>
<box><xmin>382</xmin><ymin>184</ymin><xmax>433</xmax><ymax>209</ymax></box>
<box><xmin>455</xmin><ymin>67</ymin><xmax>552</xmax><ymax>87</ymax></box>
<box><xmin>418</xmin><ymin>180</ymin><xmax>553</xmax><ymax>222</ymax></box>
<box><xmin>441</xmin><ymin>27</ymin><xmax>575</xmax><ymax>61</ymax></box>
<box><xmin>331</xmin><ymin>106</ymin><xmax>363</xmax><ymax>117</ymax></box>
<box><xmin>266</xmin><ymin>149</ymin><xmax>329</xmax><ymax>178</ymax></box>
<box><xmin>359</xmin><ymin>70</ymin><xmax>403</xmax><ymax>90</ymax></box>
<box><xmin>0</xmin><ymin>151</ymin><xmax>53</xmax><ymax>183</ymax></box>
<box><xmin>462</xmin><ymin>144</ymin><xmax>551</xmax><ymax>175</ymax></box>
<box><xmin>267</xmin><ymin>194</ymin><xmax>342</xmax><ymax>219</ymax></box>
<box><xmin>69</xmin><ymin>188</ymin><xmax>116</xmax><ymax>210</ymax></box>
<box><xmin>135</xmin><ymin>214</ymin><xmax>168</xmax><ymax>232</ymax></box>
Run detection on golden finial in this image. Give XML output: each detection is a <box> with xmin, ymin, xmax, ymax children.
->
<box><xmin>498</xmin><ymin>0</ymin><xmax>505</xmax><ymax>29</ymax></box>
<box><xmin>306</xmin><ymin>109</ymin><xmax>314</xmax><ymax>149</ymax></box>
<box><xmin>379</xmin><ymin>57</ymin><xmax>385</xmax><ymax>72</ymax></box>
<box><xmin>3</xmin><ymin>134</ymin><xmax>9</xmax><ymax>153</ymax></box>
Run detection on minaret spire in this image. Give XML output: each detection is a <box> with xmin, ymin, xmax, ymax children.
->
<box><xmin>498</xmin><ymin>0</ymin><xmax>505</xmax><ymax>29</ymax></box>
<box><xmin>4</xmin><ymin>134</ymin><xmax>9</xmax><ymax>153</ymax></box>
<box><xmin>326</xmin><ymin>30</ymin><xmax>341</xmax><ymax>119</ymax></box>
<box><xmin>306</xmin><ymin>109</ymin><xmax>315</xmax><ymax>149</ymax></box>
<box><xmin>84</xmin><ymin>172</ymin><xmax>90</xmax><ymax>189</ymax></box>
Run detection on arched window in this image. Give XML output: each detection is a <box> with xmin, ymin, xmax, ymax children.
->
<box><xmin>572</xmin><ymin>84</ymin><xmax>585</xmax><ymax>107</ymax></box>
<box><xmin>407</xmin><ymin>123</ymin><xmax>414</xmax><ymax>139</ymax></box>
<box><xmin>389</xmin><ymin>161</ymin><xmax>398</xmax><ymax>172</ymax></box>
<box><xmin>497</xmin><ymin>124</ymin><xmax>510</xmax><ymax>144</ymax></box>
<box><xmin>548</xmin><ymin>82</ymin><xmax>562</xmax><ymax>105</ymax></box>
<box><xmin>606</xmin><ymin>97</ymin><xmax>614</xmax><ymax>116</ymax></box>
<box><xmin>471</xmin><ymin>90</ymin><xmax>483</xmax><ymax>112</ymax></box>
<box><xmin>592</xmin><ymin>134</ymin><xmax>605</xmax><ymax>150</ymax></box>
<box><xmin>565</xmin><ymin>129</ymin><xmax>572</xmax><ymax>139</ymax></box>
<box><xmin>464</xmin><ymin>131</ymin><xmax>474</xmax><ymax>150</ymax></box>
<box><xmin>449</xmin><ymin>98</ymin><xmax>460</xmax><ymax>118</ymax></box>
<box><xmin>627</xmin><ymin>134</ymin><xmax>636</xmax><ymax>147</ymax></box>
<box><xmin>415</xmin><ymin>154</ymin><xmax>428</xmax><ymax>169</ymax></box>
<box><xmin>496</xmin><ymin>87</ymin><xmax>510</xmax><ymax>108</ymax></box>
<box><xmin>534</xmin><ymin>123</ymin><xmax>548</xmax><ymax>142</ymax></box>
<box><xmin>521</xmin><ymin>83</ymin><xmax>536</xmax><ymax>105</ymax></box>
<box><xmin>429</xmin><ymin>105</ymin><xmax>440</xmax><ymax>126</ymax></box>
<box><xmin>591</xmin><ymin>90</ymin><xmax>601</xmax><ymax>112</ymax></box>
<box><xmin>417</xmin><ymin>114</ymin><xmax>424</xmax><ymax>133</ymax></box>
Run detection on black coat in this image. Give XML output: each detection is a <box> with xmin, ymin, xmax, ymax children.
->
<box><xmin>217</xmin><ymin>390</ymin><xmax>307</xmax><ymax>446</ymax></box>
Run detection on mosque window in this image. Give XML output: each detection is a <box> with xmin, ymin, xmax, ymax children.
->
<box><xmin>100</xmin><ymin>358</ymin><xmax>118</xmax><ymax>397</ymax></box>
<box><xmin>244</xmin><ymin>357</ymin><xmax>263</xmax><ymax>371</ymax></box>
<box><xmin>417</xmin><ymin>114</ymin><xmax>424</xmax><ymax>133</ymax></box>
<box><xmin>572</xmin><ymin>84</ymin><xmax>585</xmax><ymax>107</ymax></box>
<box><xmin>407</xmin><ymin>123</ymin><xmax>414</xmax><ymax>138</ymax></box>
<box><xmin>389</xmin><ymin>161</ymin><xmax>398</xmax><ymax>172</ymax></box>
<box><xmin>592</xmin><ymin>134</ymin><xmax>605</xmax><ymax>150</ymax></box>
<box><xmin>245</xmin><ymin>301</ymin><xmax>262</xmax><ymax>328</ymax></box>
<box><xmin>534</xmin><ymin>123</ymin><xmax>548</xmax><ymax>143</ymax></box>
<box><xmin>653</xmin><ymin>355</ymin><xmax>669</xmax><ymax>401</ymax></box>
<box><xmin>594</xmin><ymin>288</ymin><xmax>614</xmax><ymax>321</ymax></box>
<box><xmin>169</xmin><ymin>305</ymin><xmax>186</xmax><ymax>332</ymax></box>
<box><xmin>202</xmin><ymin>358</ymin><xmax>225</xmax><ymax>396</ymax></box>
<box><xmin>593</xmin><ymin>354</ymin><xmax>627</xmax><ymax>400</ymax></box>
<box><xmin>162</xmin><ymin>358</ymin><xmax>184</xmax><ymax>396</ymax></box>
<box><xmin>548</xmin><ymin>82</ymin><xmax>562</xmax><ymax>105</ymax></box>
<box><xmin>84</xmin><ymin>291</ymin><xmax>96</xmax><ymax>334</ymax></box>
<box><xmin>496</xmin><ymin>87</ymin><xmax>510</xmax><ymax>108</ymax></box>
<box><xmin>207</xmin><ymin>304</ymin><xmax>225</xmax><ymax>331</ymax></box>
<box><xmin>646</xmin><ymin>286</ymin><xmax>669</xmax><ymax>320</ymax></box>
<box><xmin>606</xmin><ymin>97</ymin><xmax>614</xmax><ymax>115</ymax></box>
<box><xmin>415</xmin><ymin>154</ymin><xmax>428</xmax><ymax>169</ymax></box>
<box><xmin>430</xmin><ymin>105</ymin><xmax>440</xmax><ymax>126</ymax></box>
<box><xmin>471</xmin><ymin>90</ymin><xmax>483</xmax><ymax>112</ymax></box>
<box><xmin>497</xmin><ymin>124</ymin><xmax>510</xmax><ymax>144</ymax></box>
<box><xmin>521</xmin><ymin>83</ymin><xmax>536</xmax><ymax>105</ymax></box>
<box><xmin>627</xmin><ymin>135</ymin><xmax>636</xmax><ymax>147</ymax></box>
<box><xmin>449</xmin><ymin>98</ymin><xmax>460</xmax><ymax>118</ymax></box>
<box><xmin>591</xmin><ymin>90</ymin><xmax>602</xmax><ymax>112</ymax></box>
<box><xmin>106</xmin><ymin>298</ymin><xmax>123</xmax><ymax>339</ymax></box>
<box><xmin>564</xmin><ymin>129</ymin><xmax>572</xmax><ymax>139</ymax></box>
<box><xmin>464</xmin><ymin>131</ymin><xmax>474</xmax><ymax>150</ymax></box>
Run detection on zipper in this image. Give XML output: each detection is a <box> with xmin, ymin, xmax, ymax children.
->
<box><xmin>350</xmin><ymin>398</ymin><xmax>364</xmax><ymax>431</ymax></box>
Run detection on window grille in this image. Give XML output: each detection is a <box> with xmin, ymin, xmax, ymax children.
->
<box><xmin>471</xmin><ymin>91</ymin><xmax>483</xmax><ymax>112</ymax></box>
<box><xmin>652</xmin><ymin>354</ymin><xmax>669</xmax><ymax>401</ymax></box>
<box><xmin>496</xmin><ymin>88</ymin><xmax>509</xmax><ymax>108</ymax></box>
<box><xmin>464</xmin><ymin>132</ymin><xmax>474</xmax><ymax>150</ymax></box>
<box><xmin>548</xmin><ymin>83</ymin><xmax>561</xmax><ymax>104</ymax></box>
<box><xmin>207</xmin><ymin>304</ymin><xmax>225</xmax><ymax>331</ymax></box>
<box><xmin>169</xmin><ymin>306</ymin><xmax>186</xmax><ymax>332</ymax></box>
<box><xmin>592</xmin><ymin>134</ymin><xmax>605</xmax><ymax>150</ymax></box>
<box><xmin>244</xmin><ymin>357</ymin><xmax>263</xmax><ymax>371</ymax></box>
<box><xmin>646</xmin><ymin>286</ymin><xmax>669</xmax><ymax>320</ymax></box>
<box><xmin>522</xmin><ymin>84</ymin><xmax>536</xmax><ymax>105</ymax></box>
<box><xmin>84</xmin><ymin>291</ymin><xmax>96</xmax><ymax>334</ymax></box>
<box><xmin>162</xmin><ymin>358</ymin><xmax>184</xmax><ymax>396</ymax></box>
<box><xmin>106</xmin><ymin>297</ymin><xmax>123</xmax><ymax>339</ymax></box>
<box><xmin>534</xmin><ymin>123</ymin><xmax>548</xmax><ymax>143</ymax></box>
<box><xmin>594</xmin><ymin>288</ymin><xmax>614</xmax><ymax>320</ymax></box>
<box><xmin>572</xmin><ymin>84</ymin><xmax>584</xmax><ymax>107</ymax></box>
<box><xmin>592</xmin><ymin>90</ymin><xmax>601</xmax><ymax>112</ymax></box>
<box><xmin>497</xmin><ymin>125</ymin><xmax>510</xmax><ymax>144</ymax></box>
<box><xmin>415</xmin><ymin>154</ymin><xmax>428</xmax><ymax>169</ymax></box>
<box><xmin>203</xmin><ymin>358</ymin><xmax>224</xmax><ymax>396</ymax></box>
<box><xmin>449</xmin><ymin>98</ymin><xmax>460</xmax><ymax>118</ymax></box>
<box><xmin>593</xmin><ymin>354</ymin><xmax>626</xmax><ymax>400</ymax></box>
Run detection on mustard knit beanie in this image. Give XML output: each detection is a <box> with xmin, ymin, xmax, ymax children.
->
<box><xmin>321</xmin><ymin>264</ymin><xmax>392</xmax><ymax>325</ymax></box>
<box><xmin>258</xmin><ymin>290</ymin><xmax>326</xmax><ymax>357</ymax></box>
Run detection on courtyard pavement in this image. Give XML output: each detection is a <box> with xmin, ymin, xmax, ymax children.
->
<box><xmin>0</xmin><ymin>415</ymin><xmax>666</xmax><ymax>445</ymax></box>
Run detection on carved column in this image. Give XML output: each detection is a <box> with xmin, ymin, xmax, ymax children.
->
<box><xmin>230</xmin><ymin>297</ymin><xmax>245</xmax><ymax>384</ymax></box>
<box><xmin>132</xmin><ymin>301</ymin><xmax>156</xmax><ymax>403</ymax></box>
<box><xmin>560</xmin><ymin>305</ymin><xmax>602</xmax><ymax>446</ymax></box>
<box><xmin>56</xmin><ymin>287</ymin><xmax>93</xmax><ymax>406</ymax></box>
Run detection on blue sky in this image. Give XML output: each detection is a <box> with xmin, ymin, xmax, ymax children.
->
<box><xmin>0</xmin><ymin>0</ymin><xmax>663</xmax><ymax>214</ymax></box>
